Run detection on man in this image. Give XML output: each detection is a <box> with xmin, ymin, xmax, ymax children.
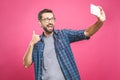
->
<box><xmin>23</xmin><ymin>6</ymin><xmax>105</xmax><ymax>80</ymax></box>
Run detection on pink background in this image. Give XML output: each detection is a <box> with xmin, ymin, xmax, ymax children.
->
<box><xmin>0</xmin><ymin>0</ymin><xmax>120</xmax><ymax>80</ymax></box>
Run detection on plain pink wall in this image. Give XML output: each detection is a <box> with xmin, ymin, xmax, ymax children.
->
<box><xmin>0</xmin><ymin>0</ymin><xmax>120</xmax><ymax>80</ymax></box>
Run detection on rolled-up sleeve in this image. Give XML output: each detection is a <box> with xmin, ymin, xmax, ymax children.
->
<box><xmin>62</xmin><ymin>29</ymin><xmax>90</xmax><ymax>43</ymax></box>
<box><xmin>32</xmin><ymin>45</ymin><xmax>38</xmax><ymax>63</ymax></box>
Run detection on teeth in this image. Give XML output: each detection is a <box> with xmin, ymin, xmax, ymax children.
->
<box><xmin>48</xmin><ymin>26</ymin><xmax>52</xmax><ymax>27</ymax></box>
<box><xmin>47</xmin><ymin>26</ymin><xmax>52</xmax><ymax>29</ymax></box>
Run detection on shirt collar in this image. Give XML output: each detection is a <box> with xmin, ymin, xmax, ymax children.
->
<box><xmin>40</xmin><ymin>30</ymin><xmax>59</xmax><ymax>42</ymax></box>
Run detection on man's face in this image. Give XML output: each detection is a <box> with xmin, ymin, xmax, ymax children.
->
<box><xmin>40</xmin><ymin>13</ymin><xmax>55</xmax><ymax>34</ymax></box>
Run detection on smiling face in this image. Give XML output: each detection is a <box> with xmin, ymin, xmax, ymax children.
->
<box><xmin>40</xmin><ymin>12</ymin><xmax>55</xmax><ymax>36</ymax></box>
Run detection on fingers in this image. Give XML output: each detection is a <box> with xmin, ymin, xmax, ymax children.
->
<box><xmin>97</xmin><ymin>6</ymin><xmax>102</xmax><ymax>15</ymax></box>
<box><xmin>98</xmin><ymin>6</ymin><xmax>105</xmax><ymax>15</ymax></box>
<box><xmin>96</xmin><ymin>5</ymin><xmax>106</xmax><ymax>21</ymax></box>
<box><xmin>97</xmin><ymin>6</ymin><xmax>102</xmax><ymax>10</ymax></box>
<box><xmin>38</xmin><ymin>36</ymin><xmax>40</xmax><ymax>41</ymax></box>
<box><xmin>99</xmin><ymin>6</ymin><xmax>106</xmax><ymax>19</ymax></box>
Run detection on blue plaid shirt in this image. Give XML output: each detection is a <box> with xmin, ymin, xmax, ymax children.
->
<box><xmin>32</xmin><ymin>29</ymin><xmax>90</xmax><ymax>80</ymax></box>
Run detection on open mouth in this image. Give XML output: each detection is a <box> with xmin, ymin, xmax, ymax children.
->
<box><xmin>47</xmin><ymin>25</ymin><xmax>53</xmax><ymax>30</ymax></box>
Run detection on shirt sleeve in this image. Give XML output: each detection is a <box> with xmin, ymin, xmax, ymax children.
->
<box><xmin>32</xmin><ymin>45</ymin><xmax>37</xmax><ymax>62</ymax></box>
<box><xmin>62</xmin><ymin>29</ymin><xmax>90</xmax><ymax>43</ymax></box>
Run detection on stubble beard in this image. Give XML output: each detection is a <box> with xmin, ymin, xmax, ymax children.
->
<box><xmin>43</xmin><ymin>23</ymin><xmax>54</xmax><ymax>35</ymax></box>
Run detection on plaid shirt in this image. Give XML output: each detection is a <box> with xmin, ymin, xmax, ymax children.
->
<box><xmin>32</xmin><ymin>29</ymin><xmax>89</xmax><ymax>80</ymax></box>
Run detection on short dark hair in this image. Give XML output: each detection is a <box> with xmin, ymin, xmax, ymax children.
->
<box><xmin>38</xmin><ymin>9</ymin><xmax>53</xmax><ymax>20</ymax></box>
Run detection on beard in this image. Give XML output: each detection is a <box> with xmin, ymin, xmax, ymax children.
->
<box><xmin>43</xmin><ymin>23</ymin><xmax>54</xmax><ymax>34</ymax></box>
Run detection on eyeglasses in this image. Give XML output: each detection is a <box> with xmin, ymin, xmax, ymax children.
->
<box><xmin>41</xmin><ymin>17</ymin><xmax>56</xmax><ymax>23</ymax></box>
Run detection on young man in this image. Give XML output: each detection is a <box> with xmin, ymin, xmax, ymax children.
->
<box><xmin>23</xmin><ymin>7</ymin><xmax>105</xmax><ymax>80</ymax></box>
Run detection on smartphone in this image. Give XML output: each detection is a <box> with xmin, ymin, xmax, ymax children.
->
<box><xmin>90</xmin><ymin>4</ymin><xmax>100</xmax><ymax>17</ymax></box>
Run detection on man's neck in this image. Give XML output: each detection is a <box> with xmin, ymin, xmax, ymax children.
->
<box><xmin>44</xmin><ymin>32</ymin><xmax>53</xmax><ymax>37</ymax></box>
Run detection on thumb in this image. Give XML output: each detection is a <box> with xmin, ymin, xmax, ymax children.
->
<box><xmin>33</xmin><ymin>30</ymin><xmax>35</xmax><ymax>35</ymax></box>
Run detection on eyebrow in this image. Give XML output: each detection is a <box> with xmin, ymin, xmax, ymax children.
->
<box><xmin>42</xmin><ymin>17</ymin><xmax>54</xmax><ymax>19</ymax></box>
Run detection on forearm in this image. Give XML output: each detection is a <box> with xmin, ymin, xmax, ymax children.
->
<box><xmin>23</xmin><ymin>42</ymin><xmax>34</xmax><ymax>68</ymax></box>
<box><xmin>85</xmin><ymin>20</ymin><xmax>104</xmax><ymax>37</ymax></box>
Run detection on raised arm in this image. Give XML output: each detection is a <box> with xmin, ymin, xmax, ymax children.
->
<box><xmin>23</xmin><ymin>31</ymin><xmax>40</xmax><ymax>68</ymax></box>
<box><xmin>84</xmin><ymin>6</ymin><xmax>106</xmax><ymax>37</ymax></box>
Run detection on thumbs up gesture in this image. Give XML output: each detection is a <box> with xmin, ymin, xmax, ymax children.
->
<box><xmin>30</xmin><ymin>30</ymin><xmax>40</xmax><ymax>45</ymax></box>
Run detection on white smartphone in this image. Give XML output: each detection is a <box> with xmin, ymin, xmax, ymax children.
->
<box><xmin>90</xmin><ymin>4</ymin><xmax>100</xmax><ymax>17</ymax></box>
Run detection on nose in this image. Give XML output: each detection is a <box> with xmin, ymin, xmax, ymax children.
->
<box><xmin>48</xmin><ymin>19</ymin><xmax>53</xmax><ymax>23</ymax></box>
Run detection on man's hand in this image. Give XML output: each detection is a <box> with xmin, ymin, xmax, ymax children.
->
<box><xmin>30</xmin><ymin>30</ymin><xmax>40</xmax><ymax>45</ymax></box>
<box><xmin>23</xmin><ymin>30</ymin><xmax>40</xmax><ymax>68</ymax></box>
<box><xmin>97</xmin><ymin>6</ymin><xmax>106</xmax><ymax>22</ymax></box>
